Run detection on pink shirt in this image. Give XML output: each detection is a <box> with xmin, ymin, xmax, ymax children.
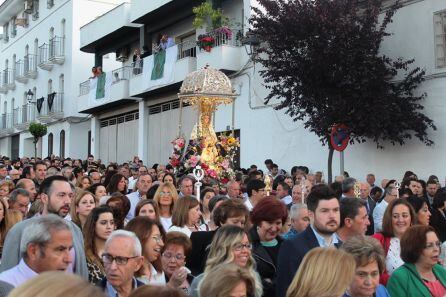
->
<box><xmin>424</xmin><ymin>279</ymin><xmax>446</xmax><ymax>297</ymax></box>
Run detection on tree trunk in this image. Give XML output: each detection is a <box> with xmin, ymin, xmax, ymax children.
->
<box><xmin>327</xmin><ymin>143</ymin><xmax>334</xmax><ymax>184</ymax></box>
<box><xmin>34</xmin><ymin>138</ymin><xmax>38</xmax><ymax>159</ymax></box>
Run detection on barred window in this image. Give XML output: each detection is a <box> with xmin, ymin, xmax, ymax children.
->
<box><xmin>434</xmin><ymin>11</ymin><xmax>446</xmax><ymax>68</ymax></box>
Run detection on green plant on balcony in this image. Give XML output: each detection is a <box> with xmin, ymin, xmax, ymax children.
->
<box><xmin>192</xmin><ymin>1</ymin><xmax>229</xmax><ymax>30</ymax></box>
<box><xmin>29</xmin><ymin>122</ymin><xmax>47</xmax><ymax>158</ymax></box>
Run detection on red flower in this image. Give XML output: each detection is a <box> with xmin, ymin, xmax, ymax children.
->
<box><xmin>221</xmin><ymin>178</ymin><xmax>229</xmax><ymax>184</ymax></box>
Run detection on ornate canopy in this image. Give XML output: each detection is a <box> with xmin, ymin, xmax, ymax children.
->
<box><xmin>178</xmin><ymin>66</ymin><xmax>236</xmax><ymax>106</ymax></box>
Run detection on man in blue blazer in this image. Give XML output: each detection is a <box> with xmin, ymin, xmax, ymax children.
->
<box><xmin>276</xmin><ymin>184</ymin><xmax>341</xmax><ymax>297</ymax></box>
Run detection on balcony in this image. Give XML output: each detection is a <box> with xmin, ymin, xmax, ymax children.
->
<box><xmin>0</xmin><ymin>113</ymin><xmax>15</xmax><ymax>136</ymax></box>
<box><xmin>77</xmin><ymin>66</ymin><xmax>134</xmax><ymax>113</ymax></box>
<box><xmin>129</xmin><ymin>42</ymin><xmax>197</xmax><ymax>97</ymax></box>
<box><xmin>49</xmin><ymin>36</ymin><xmax>65</xmax><ymax>64</ymax></box>
<box><xmin>196</xmin><ymin>28</ymin><xmax>245</xmax><ymax>73</ymax></box>
<box><xmin>38</xmin><ymin>43</ymin><xmax>53</xmax><ymax>71</ymax></box>
<box><xmin>15</xmin><ymin>60</ymin><xmax>28</xmax><ymax>84</ymax></box>
<box><xmin>3</xmin><ymin>69</ymin><xmax>15</xmax><ymax>90</ymax></box>
<box><xmin>130</xmin><ymin>0</ymin><xmax>194</xmax><ymax>25</ymax></box>
<box><xmin>36</xmin><ymin>92</ymin><xmax>64</xmax><ymax>122</ymax></box>
<box><xmin>24</xmin><ymin>54</ymin><xmax>38</xmax><ymax>79</ymax></box>
<box><xmin>80</xmin><ymin>2</ymin><xmax>137</xmax><ymax>53</ymax></box>
<box><xmin>0</xmin><ymin>69</ymin><xmax>10</xmax><ymax>94</ymax></box>
<box><xmin>14</xmin><ymin>104</ymin><xmax>36</xmax><ymax>131</ymax></box>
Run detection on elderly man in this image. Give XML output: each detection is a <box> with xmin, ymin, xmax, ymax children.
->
<box><xmin>359</xmin><ymin>182</ymin><xmax>376</xmax><ymax>235</ymax></box>
<box><xmin>0</xmin><ymin>215</ymin><xmax>73</xmax><ymax>287</ymax></box>
<box><xmin>227</xmin><ymin>180</ymin><xmax>242</xmax><ymax>200</ymax></box>
<box><xmin>283</xmin><ymin>204</ymin><xmax>310</xmax><ymax>240</ymax></box>
<box><xmin>341</xmin><ymin>177</ymin><xmax>357</xmax><ymax>199</ymax></box>
<box><xmin>8</xmin><ymin>169</ymin><xmax>20</xmax><ymax>183</ymax></box>
<box><xmin>126</xmin><ymin>174</ymin><xmax>153</xmax><ymax>220</ymax></box>
<box><xmin>89</xmin><ymin>170</ymin><xmax>102</xmax><ymax>185</ymax></box>
<box><xmin>179</xmin><ymin>176</ymin><xmax>194</xmax><ymax>197</ymax></box>
<box><xmin>290</xmin><ymin>184</ymin><xmax>303</xmax><ymax>206</ymax></box>
<box><xmin>15</xmin><ymin>179</ymin><xmax>37</xmax><ymax>202</ymax></box>
<box><xmin>98</xmin><ymin>230</ymin><xmax>144</xmax><ymax>297</ymax></box>
<box><xmin>276</xmin><ymin>181</ymin><xmax>292</xmax><ymax>205</ymax></box>
<box><xmin>8</xmin><ymin>189</ymin><xmax>30</xmax><ymax>217</ymax></box>
<box><xmin>336</xmin><ymin>198</ymin><xmax>370</xmax><ymax>242</ymax></box>
<box><xmin>0</xmin><ymin>175</ymin><xmax>88</xmax><ymax>279</ymax></box>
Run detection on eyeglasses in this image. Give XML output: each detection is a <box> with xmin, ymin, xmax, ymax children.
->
<box><xmin>159</xmin><ymin>191</ymin><xmax>171</xmax><ymax>197</ymax></box>
<box><xmin>425</xmin><ymin>242</ymin><xmax>441</xmax><ymax>250</ymax></box>
<box><xmin>162</xmin><ymin>252</ymin><xmax>186</xmax><ymax>261</ymax></box>
<box><xmin>151</xmin><ymin>235</ymin><xmax>163</xmax><ymax>244</ymax></box>
<box><xmin>102</xmin><ymin>253</ymin><xmax>139</xmax><ymax>265</ymax></box>
<box><xmin>233</xmin><ymin>243</ymin><xmax>252</xmax><ymax>252</ymax></box>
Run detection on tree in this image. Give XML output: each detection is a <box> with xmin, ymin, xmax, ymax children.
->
<box><xmin>28</xmin><ymin>122</ymin><xmax>47</xmax><ymax>158</ymax></box>
<box><xmin>250</xmin><ymin>0</ymin><xmax>436</xmax><ymax>182</ymax></box>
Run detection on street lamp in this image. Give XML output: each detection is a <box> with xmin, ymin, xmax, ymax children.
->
<box><xmin>27</xmin><ymin>89</ymin><xmax>34</xmax><ymax>103</ymax></box>
<box><xmin>242</xmin><ymin>31</ymin><xmax>260</xmax><ymax>58</ymax></box>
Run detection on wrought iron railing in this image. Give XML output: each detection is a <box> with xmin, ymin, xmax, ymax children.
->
<box><xmin>17</xmin><ymin>104</ymin><xmax>36</xmax><ymax>123</ymax></box>
<box><xmin>49</xmin><ymin>36</ymin><xmax>65</xmax><ymax>59</ymax></box>
<box><xmin>24</xmin><ymin>54</ymin><xmax>37</xmax><ymax>74</ymax></box>
<box><xmin>14</xmin><ymin>60</ymin><xmax>26</xmax><ymax>78</ymax></box>
<box><xmin>38</xmin><ymin>43</ymin><xmax>49</xmax><ymax>64</ymax></box>
<box><xmin>38</xmin><ymin>92</ymin><xmax>64</xmax><ymax>116</ymax></box>
<box><xmin>198</xmin><ymin>27</ymin><xmax>242</xmax><ymax>51</ymax></box>
<box><xmin>177</xmin><ymin>40</ymin><xmax>197</xmax><ymax>60</ymax></box>
<box><xmin>112</xmin><ymin>66</ymin><xmax>132</xmax><ymax>83</ymax></box>
<box><xmin>0</xmin><ymin>113</ymin><xmax>14</xmax><ymax>130</ymax></box>
<box><xmin>2</xmin><ymin>69</ymin><xmax>13</xmax><ymax>86</ymax></box>
<box><xmin>79</xmin><ymin>80</ymin><xmax>90</xmax><ymax>96</ymax></box>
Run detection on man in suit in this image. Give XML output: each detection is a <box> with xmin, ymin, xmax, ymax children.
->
<box><xmin>0</xmin><ymin>175</ymin><xmax>88</xmax><ymax>279</ymax></box>
<box><xmin>360</xmin><ymin>182</ymin><xmax>376</xmax><ymax>235</ymax></box>
<box><xmin>276</xmin><ymin>184</ymin><xmax>341</xmax><ymax>297</ymax></box>
<box><xmin>97</xmin><ymin>230</ymin><xmax>144</xmax><ymax>297</ymax></box>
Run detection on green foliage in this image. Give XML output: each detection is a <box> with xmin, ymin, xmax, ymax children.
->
<box><xmin>250</xmin><ymin>0</ymin><xmax>436</xmax><ymax>149</ymax></box>
<box><xmin>29</xmin><ymin>122</ymin><xmax>47</xmax><ymax>143</ymax></box>
<box><xmin>192</xmin><ymin>1</ymin><xmax>228</xmax><ymax>30</ymax></box>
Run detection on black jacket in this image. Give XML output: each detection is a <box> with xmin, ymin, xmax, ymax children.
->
<box><xmin>187</xmin><ymin>230</ymin><xmax>217</xmax><ymax>276</ymax></box>
<box><xmin>96</xmin><ymin>277</ymin><xmax>145</xmax><ymax>293</ymax></box>
<box><xmin>248</xmin><ymin>227</ymin><xmax>283</xmax><ymax>297</ymax></box>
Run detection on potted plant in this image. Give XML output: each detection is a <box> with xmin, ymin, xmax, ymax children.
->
<box><xmin>197</xmin><ymin>34</ymin><xmax>215</xmax><ymax>52</ymax></box>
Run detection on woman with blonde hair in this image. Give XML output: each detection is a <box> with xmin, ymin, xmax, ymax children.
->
<box><xmin>190</xmin><ymin>225</ymin><xmax>262</xmax><ymax>297</ymax></box>
<box><xmin>153</xmin><ymin>182</ymin><xmax>178</xmax><ymax>232</ymax></box>
<box><xmin>286</xmin><ymin>248</ymin><xmax>356</xmax><ymax>297</ymax></box>
<box><xmin>199</xmin><ymin>263</ymin><xmax>261</xmax><ymax>297</ymax></box>
<box><xmin>0</xmin><ymin>198</ymin><xmax>14</xmax><ymax>258</ymax></box>
<box><xmin>76</xmin><ymin>176</ymin><xmax>92</xmax><ymax>190</ymax></box>
<box><xmin>8</xmin><ymin>271</ymin><xmax>105</xmax><ymax>297</ymax></box>
<box><xmin>70</xmin><ymin>190</ymin><xmax>97</xmax><ymax>229</ymax></box>
<box><xmin>169</xmin><ymin>196</ymin><xmax>204</xmax><ymax>237</ymax></box>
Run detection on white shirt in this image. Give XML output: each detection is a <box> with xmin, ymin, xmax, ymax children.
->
<box><xmin>373</xmin><ymin>199</ymin><xmax>389</xmax><ymax>233</ymax></box>
<box><xmin>386</xmin><ymin>237</ymin><xmax>404</xmax><ymax>275</ymax></box>
<box><xmin>0</xmin><ymin>259</ymin><xmax>38</xmax><ymax>287</ymax></box>
<box><xmin>137</xmin><ymin>263</ymin><xmax>166</xmax><ymax>285</ymax></box>
<box><xmin>126</xmin><ymin>191</ymin><xmax>142</xmax><ymax>221</ymax></box>
<box><xmin>168</xmin><ymin>225</ymin><xmax>207</xmax><ymax>238</ymax></box>
<box><xmin>160</xmin><ymin>216</ymin><xmax>172</xmax><ymax>233</ymax></box>
<box><xmin>244</xmin><ymin>199</ymin><xmax>254</xmax><ymax>211</ymax></box>
<box><xmin>281</xmin><ymin>195</ymin><xmax>292</xmax><ymax>205</ymax></box>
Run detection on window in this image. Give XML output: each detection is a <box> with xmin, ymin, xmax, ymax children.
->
<box><xmin>32</xmin><ymin>0</ymin><xmax>39</xmax><ymax>21</ymax></box>
<box><xmin>48</xmin><ymin>133</ymin><xmax>53</xmax><ymax>156</ymax></box>
<box><xmin>47</xmin><ymin>0</ymin><xmax>54</xmax><ymax>9</ymax></box>
<box><xmin>59</xmin><ymin>130</ymin><xmax>65</xmax><ymax>158</ymax></box>
<box><xmin>48</xmin><ymin>79</ymin><xmax>53</xmax><ymax>94</ymax></box>
<box><xmin>3</xmin><ymin>23</ymin><xmax>9</xmax><ymax>42</ymax></box>
<box><xmin>11</xmin><ymin>17</ymin><xmax>17</xmax><ymax>38</ymax></box>
<box><xmin>434</xmin><ymin>11</ymin><xmax>446</xmax><ymax>68</ymax></box>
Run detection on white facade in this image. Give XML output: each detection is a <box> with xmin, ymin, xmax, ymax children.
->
<box><xmin>0</xmin><ymin>0</ymin><xmax>124</xmax><ymax>159</ymax></box>
<box><xmin>71</xmin><ymin>0</ymin><xmax>446</xmax><ymax>182</ymax></box>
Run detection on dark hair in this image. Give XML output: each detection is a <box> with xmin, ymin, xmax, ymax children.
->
<box><xmin>213</xmin><ymin>199</ymin><xmax>249</xmax><ymax>227</ymax></box>
<box><xmin>407</xmin><ymin>195</ymin><xmax>427</xmax><ymax>214</ymax></box>
<box><xmin>208</xmin><ymin>195</ymin><xmax>229</xmax><ymax>213</ymax></box>
<box><xmin>340</xmin><ymin>197</ymin><xmax>367</xmax><ymax>227</ymax></box>
<box><xmin>248</xmin><ymin>170</ymin><xmax>262</xmax><ymax>181</ymax></box>
<box><xmin>106</xmin><ymin>173</ymin><xmax>127</xmax><ymax>195</ymax></box>
<box><xmin>103</xmin><ymin>170</ymin><xmax>117</xmax><ymax>188</ymax></box>
<box><xmin>426</xmin><ymin>179</ymin><xmax>438</xmax><ymax>186</ymax></box>
<box><xmin>164</xmin><ymin>231</ymin><xmax>192</xmax><ymax>258</ymax></box>
<box><xmin>433</xmin><ymin>191</ymin><xmax>446</xmax><ymax>209</ymax></box>
<box><xmin>147</xmin><ymin>184</ymin><xmax>160</xmax><ymax>200</ymax></box>
<box><xmin>106</xmin><ymin>192</ymin><xmax>130</xmax><ymax>229</ymax></box>
<box><xmin>277</xmin><ymin>181</ymin><xmax>290</xmax><ymax>191</ymax></box>
<box><xmin>125</xmin><ymin>216</ymin><xmax>166</xmax><ymax>272</ymax></box>
<box><xmin>162</xmin><ymin>172</ymin><xmax>177</xmax><ymax>187</ymax></box>
<box><xmin>250</xmin><ymin>197</ymin><xmax>288</xmax><ymax>226</ymax></box>
<box><xmin>21</xmin><ymin>166</ymin><xmax>33</xmax><ymax>179</ymax></box>
<box><xmin>200</xmin><ymin>187</ymin><xmax>215</xmax><ymax>203</ymax></box>
<box><xmin>370</xmin><ymin>186</ymin><xmax>383</xmax><ymax>196</ymax></box>
<box><xmin>329</xmin><ymin>182</ymin><xmax>342</xmax><ymax>199</ymax></box>
<box><xmin>399</xmin><ymin>188</ymin><xmax>413</xmax><ymax>198</ymax></box>
<box><xmin>134</xmin><ymin>199</ymin><xmax>159</xmax><ymax>221</ymax></box>
<box><xmin>86</xmin><ymin>183</ymin><xmax>105</xmax><ymax>196</ymax></box>
<box><xmin>307</xmin><ymin>184</ymin><xmax>337</xmax><ymax>212</ymax></box>
<box><xmin>246</xmin><ymin>179</ymin><xmax>266</xmax><ymax>197</ymax></box>
<box><xmin>381</xmin><ymin>199</ymin><xmax>416</xmax><ymax>237</ymax></box>
<box><xmin>400</xmin><ymin>225</ymin><xmax>438</xmax><ymax>263</ymax></box>
<box><xmin>38</xmin><ymin>175</ymin><xmax>69</xmax><ymax>196</ymax></box>
<box><xmin>130</xmin><ymin>285</ymin><xmax>186</xmax><ymax>297</ymax></box>
<box><xmin>83</xmin><ymin>206</ymin><xmax>114</xmax><ymax>271</ymax></box>
<box><xmin>342</xmin><ymin>177</ymin><xmax>356</xmax><ymax>193</ymax></box>
<box><xmin>264</xmin><ymin>159</ymin><xmax>273</xmax><ymax>165</ymax></box>
<box><xmin>33</xmin><ymin>160</ymin><xmax>47</xmax><ymax>171</ymax></box>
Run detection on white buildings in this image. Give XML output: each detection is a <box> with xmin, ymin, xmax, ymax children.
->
<box><xmin>0</xmin><ymin>0</ymin><xmax>124</xmax><ymax>159</ymax></box>
<box><xmin>1</xmin><ymin>0</ymin><xmax>446</xmax><ymax>182</ymax></box>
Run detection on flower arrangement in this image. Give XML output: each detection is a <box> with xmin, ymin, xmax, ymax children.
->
<box><xmin>197</xmin><ymin>34</ymin><xmax>215</xmax><ymax>52</ymax></box>
<box><xmin>169</xmin><ymin>133</ymin><xmax>240</xmax><ymax>184</ymax></box>
<box><xmin>214</xmin><ymin>26</ymin><xmax>232</xmax><ymax>40</ymax></box>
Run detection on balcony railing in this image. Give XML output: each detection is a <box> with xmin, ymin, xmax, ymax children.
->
<box><xmin>177</xmin><ymin>40</ymin><xmax>197</xmax><ymax>60</ymax></box>
<box><xmin>24</xmin><ymin>54</ymin><xmax>38</xmax><ymax>78</ymax></box>
<box><xmin>38</xmin><ymin>43</ymin><xmax>53</xmax><ymax>70</ymax></box>
<box><xmin>112</xmin><ymin>66</ymin><xmax>132</xmax><ymax>83</ymax></box>
<box><xmin>17</xmin><ymin>104</ymin><xmax>36</xmax><ymax>124</ymax></box>
<box><xmin>49</xmin><ymin>36</ymin><xmax>65</xmax><ymax>64</ymax></box>
<box><xmin>37</xmin><ymin>92</ymin><xmax>64</xmax><ymax>119</ymax></box>
<box><xmin>0</xmin><ymin>113</ymin><xmax>14</xmax><ymax>131</ymax></box>
<box><xmin>14</xmin><ymin>60</ymin><xmax>27</xmax><ymax>83</ymax></box>
<box><xmin>79</xmin><ymin>80</ymin><xmax>90</xmax><ymax>96</ymax></box>
<box><xmin>198</xmin><ymin>28</ymin><xmax>242</xmax><ymax>52</ymax></box>
<box><xmin>0</xmin><ymin>69</ymin><xmax>14</xmax><ymax>93</ymax></box>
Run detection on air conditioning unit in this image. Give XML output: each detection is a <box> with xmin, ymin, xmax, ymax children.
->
<box><xmin>15</xmin><ymin>18</ymin><xmax>28</xmax><ymax>27</ymax></box>
<box><xmin>24</xmin><ymin>0</ymin><xmax>33</xmax><ymax>14</ymax></box>
<box><xmin>115</xmin><ymin>47</ymin><xmax>129</xmax><ymax>62</ymax></box>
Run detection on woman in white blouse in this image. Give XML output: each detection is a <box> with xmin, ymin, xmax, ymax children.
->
<box><xmin>153</xmin><ymin>182</ymin><xmax>178</xmax><ymax>232</ymax></box>
<box><xmin>372</xmin><ymin>199</ymin><xmax>416</xmax><ymax>285</ymax></box>
<box><xmin>168</xmin><ymin>196</ymin><xmax>206</xmax><ymax>237</ymax></box>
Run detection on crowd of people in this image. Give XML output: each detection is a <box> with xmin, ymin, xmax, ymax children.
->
<box><xmin>0</xmin><ymin>155</ymin><xmax>442</xmax><ymax>297</ymax></box>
